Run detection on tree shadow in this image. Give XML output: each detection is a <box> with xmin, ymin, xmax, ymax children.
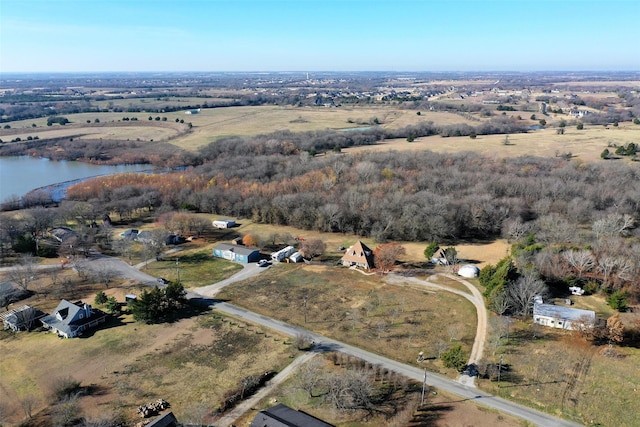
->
<box><xmin>78</xmin><ymin>315</ymin><xmax>126</xmax><ymax>338</ymax></box>
<box><xmin>407</xmin><ymin>403</ymin><xmax>455</xmax><ymax>426</ymax></box>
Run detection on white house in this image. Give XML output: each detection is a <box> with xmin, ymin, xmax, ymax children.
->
<box><xmin>533</xmin><ymin>302</ymin><xmax>595</xmax><ymax>331</ymax></box>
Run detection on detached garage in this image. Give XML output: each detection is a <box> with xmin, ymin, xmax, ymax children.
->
<box><xmin>213</xmin><ymin>243</ymin><xmax>260</xmax><ymax>263</ymax></box>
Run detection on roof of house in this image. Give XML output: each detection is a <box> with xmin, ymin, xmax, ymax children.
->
<box><xmin>250</xmin><ymin>404</ymin><xmax>334</xmax><ymax>427</ymax></box>
<box><xmin>49</xmin><ymin>227</ymin><xmax>78</xmax><ymax>242</ymax></box>
<box><xmin>40</xmin><ymin>300</ymin><xmax>100</xmax><ymax>337</ymax></box>
<box><xmin>146</xmin><ymin>412</ymin><xmax>178</xmax><ymax>427</ymax></box>
<box><xmin>214</xmin><ymin>243</ymin><xmax>259</xmax><ymax>256</ymax></box>
<box><xmin>340</xmin><ymin>241</ymin><xmax>374</xmax><ymax>268</ymax></box>
<box><xmin>533</xmin><ymin>303</ymin><xmax>595</xmax><ymax>322</ymax></box>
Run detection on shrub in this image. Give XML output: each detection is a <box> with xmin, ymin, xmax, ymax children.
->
<box><xmin>441</xmin><ymin>344</ymin><xmax>467</xmax><ymax>371</ymax></box>
<box><xmin>423</xmin><ymin>242</ymin><xmax>440</xmax><ymax>260</ymax></box>
<box><xmin>607</xmin><ymin>290</ymin><xmax>628</xmax><ymax>311</ymax></box>
<box><xmin>51</xmin><ymin>376</ymin><xmax>82</xmax><ymax>403</ymax></box>
<box><xmin>94</xmin><ymin>291</ymin><xmax>108</xmax><ymax>305</ymax></box>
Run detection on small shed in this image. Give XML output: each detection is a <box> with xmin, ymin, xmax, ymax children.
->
<box><xmin>458</xmin><ymin>264</ymin><xmax>480</xmax><ymax>278</ymax></box>
<box><xmin>289</xmin><ymin>252</ymin><xmax>303</xmax><ymax>263</ymax></box>
<box><xmin>213</xmin><ymin>243</ymin><xmax>260</xmax><ymax>263</ymax></box>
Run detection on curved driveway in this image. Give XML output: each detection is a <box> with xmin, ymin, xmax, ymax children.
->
<box><xmin>73</xmin><ymin>255</ymin><xmax>580</xmax><ymax>427</ymax></box>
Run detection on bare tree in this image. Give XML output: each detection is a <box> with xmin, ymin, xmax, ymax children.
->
<box><xmin>142</xmin><ymin>229</ymin><xmax>168</xmax><ymax>262</ymax></box>
<box><xmin>112</xmin><ymin>237</ymin><xmax>134</xmax><ymax>264</ymax></box>
<box><xmin>562</xmin><ymin>249</ymin><xmax>595</xmax><ymax>279</ymax></box>
<box><xmin>507</xmin><ymin>270</ymin><xmax>548</xmax><ymax>317</ymax></box>
<box><xmin>92</xmin><ymin>264</ymin><xmax>119</xmax><ymax>289</ymax></box>
<box><xmin>25</xmin><ymin>206</ymin><xmax>57</xmax><ymax>253</ymax></box>
<box><xmin>296</xmin><ymin>357</ymin><xmax>325</xmax><ymax>398</ymax></box>
<box><xmin>502</xmin><ymin>218</ymin><xmax>532</xmax><ymax>242</ymax></box>
<box><xmin>19</xmin><ymin>394</ymin><xmax>38</xmax><ymax>420</ymax></box>
<box><xmin>299</xmin><ymin>238</ymin><xmax>326</xmax><ymax>260</ymax></box>
<box><xmin>8</xmin><ymin>254</ymin><xmax>38</xmax><ymax>292</ymax></box>
<box><xmin>593</xmin><ymin>213</ymin><xmax>635</xmax><ymax>239</ymax></box>
<box><xmin>597</xmin><ymin>256</ymin><xmax>617</xmax><ymax>288</ymax></box>
<box><xmin>13</xmin><ymin>306</ymin><xmax>38</xmax><ymax>331</ymax></box>
<box><xmin>373</xmin><ymin>242</ymin><xmax>406</xmax><ymax>273</ymax></box>
<box><xmin>488</xmin><ymin>288</ymin><xmax>511</xmax><ymax>315</ymax></box>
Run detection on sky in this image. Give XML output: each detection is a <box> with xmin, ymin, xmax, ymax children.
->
<box><xmin>1</xmin><ymin>0</ymin><xmax>638</xmax><ymax>73</ymax></box>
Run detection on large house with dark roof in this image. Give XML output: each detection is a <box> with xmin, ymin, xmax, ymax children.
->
<box><xmin>40</xmin><ymin>300</ymin><xmax>107</xmax><ymax>338</ymax></box>
<box><xmin>249</xmin><ymin>404</ymin><xmax>334</xmax><ymax>427</ymax></box>
<box><xmin>340</xmin><ymin>241</ymin><xmax>374</xmax><ymax>270</ymax></box>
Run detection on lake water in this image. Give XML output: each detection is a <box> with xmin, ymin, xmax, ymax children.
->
<box><xmin>0</xmin><ymin>156</ymin><xmax>150</xmax><ymax>202</ymax></box>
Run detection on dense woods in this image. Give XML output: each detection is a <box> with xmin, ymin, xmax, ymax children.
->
<box><xmin>55</xmin><ymin>144</ymin><xmax>640</xmax><ymax>302</ymax></box>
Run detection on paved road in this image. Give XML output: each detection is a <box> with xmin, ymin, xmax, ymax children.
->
<box><xmin>193</xmin><ymin>262</ymin><xmax>268</xmax><ymax>297</ymax></box>
<box><xmin>210</xmin><ymin>301</ymin><xmax>583</xmax><ymax>427</ymax></box>
<box><xmin>74</xmin><ymin>254</ymin><xmax>582</xmax><ymax>427</ymax></box>
<box><xmin>213</xmin><ymin>352</ymin><xmax>317</xmax><ymax>427</ymax></box>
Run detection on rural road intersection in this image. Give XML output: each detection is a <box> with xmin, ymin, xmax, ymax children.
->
<box><xmin>61</xmin><ymin>255</ymin><xmax>581</xmax><ymax>427</ymax></box>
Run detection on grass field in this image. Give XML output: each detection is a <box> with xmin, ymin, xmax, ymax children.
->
<box><xmin>0</xmin><ymin>311</ymin><xmax>296</xmax><ymax>426</ymax></box>
<box><xmin>216</xmin><ymin>263</ymin><xmax>477</xmax><ymax>371</ymax></box>
<box><xmin>346</xmin><ymin>122</ymin><xmax>640</xmax><ymax>163</ymax></box>
<box><xmin>3</xmin><ymin>104</ymin><xmax>639</xmax><ymax>161</ymax></box>
<box><xmin>479</xmin><ymin>321</ymin><xmax>640</xmax><ymax>427</ymax></box>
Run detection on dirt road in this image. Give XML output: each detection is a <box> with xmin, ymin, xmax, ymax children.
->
<box><xmin>385</xmin><ymin>272</ymin><xmax>487</xmax><ymax>388</ymax></box>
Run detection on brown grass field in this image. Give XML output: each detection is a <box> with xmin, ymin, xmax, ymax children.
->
<box><xmin>216</xmin><ymin>263</ymin><xmax>477</xmax><ymax>370</ymax></box>
<box><xmin>346</xmin><ymin>122</ymin><xmax>640</xmax><ymax>163</ymax></box>
<box><xmin>480</xmin><ymin>320</ymin><xmax>640</xmax><ymax>427</ymax></box>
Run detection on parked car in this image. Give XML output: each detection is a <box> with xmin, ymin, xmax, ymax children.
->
<box><xmin>157</xmin><ymin>277</ymin><xmax>170</xmax><ymax>284</ymax></box>
<box><xmin>257</xmin><ymin>259</ymin><xmax>269</xmax><ymax>267</ymax></box>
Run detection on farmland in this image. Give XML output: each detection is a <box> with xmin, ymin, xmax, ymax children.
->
<box><xmin>1</xmin><ymin>71</ymin><xmax>640</xmax><ymax>426</ymax></box>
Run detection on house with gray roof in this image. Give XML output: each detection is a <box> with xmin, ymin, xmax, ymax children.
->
<box><xmin>533</xmin><ymin>302</ymin><xmax>595</xmax><ymax>331</ymax></box>
<box><xmin>249</xmin><ymin>404</ymin><xmax>334</xmax><ymax>427</ymax></box>
<box><xmin>1</xmin><ymin>305</ymin><xmax>43</xmax><ymax>332</ymax></box>
<box><xmin>40</xmin><ymin>299</ymin><xmax>107</xmax><ymax>338</ymax></box>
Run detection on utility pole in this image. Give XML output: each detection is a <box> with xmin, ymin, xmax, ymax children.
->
<box><xmin>498</xmin><ymin>355</ymin><xmax>504</xmax><ymax>390</ymax></box>
<box><xmin>417</xmin><ymin>351</ymin><xmax>427</xmax><ymax>405</ymax></box>
<box><xmin>303</xmin><ymin>296</ymin><xmax>308</xmax><ymax>324</ymax></box>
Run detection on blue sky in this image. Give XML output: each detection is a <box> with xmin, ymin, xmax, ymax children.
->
<box><xmin>1</xmin><ymin>0</ymin><xmax>638</xmax><ymax>72</ymax></box>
